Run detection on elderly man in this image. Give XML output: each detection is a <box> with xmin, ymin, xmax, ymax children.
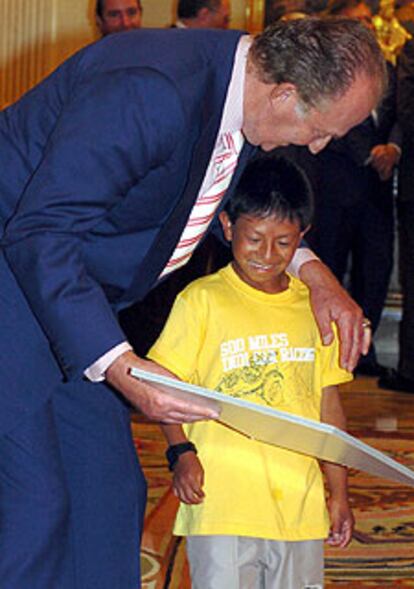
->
<box><xmin>96</xmin><ymin>0</ymin><xmax>142</xmax><ymax>36</ymax></box>
<box><xmin>175</xmin><ymin>0</ymin><xmax>231</xmax><ymax>28</ymax></box>
<box><xmin>0</xmin><ymin>18</ymin><xmax>384</xmax><ymax>588</ymax></box>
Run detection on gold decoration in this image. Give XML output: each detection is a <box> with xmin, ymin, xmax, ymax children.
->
<box><xmin>372</xmin><ymin>0</ymin><xmax>412</xmax><ymax>65</ymax></box>
<box><xmin>245</xmin><ymin>0</ymin><xmax>265</xmax><ymax>33</ymax></box>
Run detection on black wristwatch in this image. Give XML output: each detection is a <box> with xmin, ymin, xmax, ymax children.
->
<box><xmin>166</xmin><ymin>441</ymin><xmax>197</xmax><ymax>471</ymax></box>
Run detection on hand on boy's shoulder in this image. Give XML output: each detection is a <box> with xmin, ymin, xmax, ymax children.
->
<box><xmin>299</xmin><ymin>259</ymin><xmax>368</xmax><ymax>372</ymax></box>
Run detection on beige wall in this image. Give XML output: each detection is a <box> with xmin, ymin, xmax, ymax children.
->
<box><xmin>0</xmin><ymin>0</ymin><xmax>255</xmax><ymax>107</ymax></box>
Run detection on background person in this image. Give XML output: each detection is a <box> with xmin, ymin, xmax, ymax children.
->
<box><xmin>309</xmin><ymin>0</ymin><xmax>400</xmax><ymax>376</ymax></box>
<box><xmin>379</xmin><ymin>34</ymin><xmax>414</xmax><ymax>392</ymax></box>
<box><xmin>96</xmin><ymin>0</ymin><xmax>142</xmax><ymax>36</ymax></box>
<box><xmin>174</xmin><ymin>0</ymin><xmax>231</xmax><ymax>28</ymax></box>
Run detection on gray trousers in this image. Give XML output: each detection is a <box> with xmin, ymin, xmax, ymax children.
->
<box><xmin>186</xmin><ymin>535</ymin><xmax>324</xmax><ymax>589</ymax></box>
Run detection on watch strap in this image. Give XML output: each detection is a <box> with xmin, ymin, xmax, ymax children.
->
<box><xmin>166</xmin><ymin>441</ymin><xmax>197</xmax><ymax>471</ymax></box>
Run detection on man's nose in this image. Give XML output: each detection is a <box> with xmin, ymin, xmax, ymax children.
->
<box><xmin>308</xmin><ymin>135</ymin><xmax>332</xmax><ymax>155</ymax></box>
<box><xmin>121</xmin><ymin>13</ymin><xmax>134</xmax><ymax>28</ymax></box>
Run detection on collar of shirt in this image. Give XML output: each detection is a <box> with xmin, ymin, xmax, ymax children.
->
<box><xmin>196</xmin><ymin>34</ymin><xmax>251</xmax><ymax>195</ymax></box>
<box><xmin>219</xmin><ymin>34</ymin><xmax>252</xmax><ymax>135</ymax></box>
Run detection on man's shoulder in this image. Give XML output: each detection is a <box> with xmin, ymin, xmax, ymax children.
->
<box><xmin>78</xmin><ymin>29</ymin><xmax>245</xmax><ymax>73</ymax></box>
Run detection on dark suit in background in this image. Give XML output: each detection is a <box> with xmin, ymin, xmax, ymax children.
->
<box><xmin>395</xmin><ymin>36</ymin><xmax>414</xmax><ymax>382</ymax></box>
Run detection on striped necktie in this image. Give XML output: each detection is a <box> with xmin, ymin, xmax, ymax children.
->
<box><xmin>160</xmin><ymin>130</ymin><xmax>244</xmax><ymax>277</ymax></box>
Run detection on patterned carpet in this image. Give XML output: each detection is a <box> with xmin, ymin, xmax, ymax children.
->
<box><xmin>133</xmin><ymin>419</ymin><xmax>414</xmax><ymax>588</ymax></box>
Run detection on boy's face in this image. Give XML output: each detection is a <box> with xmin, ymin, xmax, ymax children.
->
<box><xmin>219</xmin><ymin>211</ymin><xmax>306</xmax><ymax>294</ymax></box>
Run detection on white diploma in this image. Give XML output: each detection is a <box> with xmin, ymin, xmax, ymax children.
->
<box><xmin>130</xmin><ymin>367</ymin><xmax>414</xmax><ymax>487</ymax></box>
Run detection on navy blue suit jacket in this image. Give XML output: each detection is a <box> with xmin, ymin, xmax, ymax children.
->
<box><xmin>0</xmin><ymin>29</ymin><xmax>254</xmax><ymax>433</ymax></box>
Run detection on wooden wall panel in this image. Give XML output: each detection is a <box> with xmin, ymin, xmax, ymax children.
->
<box><xmin>0</xmin><ymin>0</ymin><xmax>249</xmax><ymax>110</ymax></box>
<box><xmin>0</xmin><ymin>0</ymin><xmax>56</xmax><ymax>107</ymax></box>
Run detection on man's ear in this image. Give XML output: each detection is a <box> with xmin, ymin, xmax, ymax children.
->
<box><xmin>219</xmin><ymin>211</ymin><xmax>233</xmax><ymax>242</ymax></box>
<box><xmin>270</xmin><ymin>83</ymin><xmax>298</xmax><ymax>105</ymax></box>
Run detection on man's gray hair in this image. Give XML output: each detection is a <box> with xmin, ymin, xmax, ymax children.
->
<box><xmin>250</xmin><ymin>16</ymin><xmax>387</xmax><ymax>108</ymax></box>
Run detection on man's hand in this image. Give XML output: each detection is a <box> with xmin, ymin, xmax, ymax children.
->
<box><xmin>369</xmin><ymin>143</ymin><xmax>400</xmax><ymax>181</ymax></box>
<box><xmin>105</xmin><ymin>351</ymin><xmax>220</xmax><ymax>423</ymax></box>
<box><xmin>299</xmin><ymin>260</ymin><xmax>371</xmax><ymax>371</ymax></box>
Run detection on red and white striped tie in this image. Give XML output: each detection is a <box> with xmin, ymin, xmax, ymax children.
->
<box><xmin>161</xmin><ymin>130</ymin><xmax>244</xmax><ymax>277</ymax></box>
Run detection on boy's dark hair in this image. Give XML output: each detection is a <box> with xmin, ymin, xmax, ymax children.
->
<box><xmin>225</xmin><ymin>155</ymin><xmax>314</xmax><ymax>231</ymax></box>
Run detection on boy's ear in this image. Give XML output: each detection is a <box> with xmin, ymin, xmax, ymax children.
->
<box><xmin>219</xmin><ymin>211</ymin><xmax>233</xmax><ymax>242</ymax></box>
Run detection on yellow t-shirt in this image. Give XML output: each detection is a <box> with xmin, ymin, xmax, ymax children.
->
<box><xmin>148</xmin><ymin>264</ymin><xmax>352</xmax><ymax>541</ymax></box>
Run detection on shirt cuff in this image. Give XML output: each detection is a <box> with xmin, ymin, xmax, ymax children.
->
<box><xmin>84</xmin><ymin>341</ymin><xmax>133</xmax><ymax>382</ymax></box>
<box><xmin>288</xmin><ymin>247</ymin><xmax>320</xmax><ymax>277</ymax></box>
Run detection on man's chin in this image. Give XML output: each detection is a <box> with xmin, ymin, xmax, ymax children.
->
<box><xmin>260</xmin><ymin>142</ymin><xmax>281</xmax><ymax>152</ymax></box>
<box><xmin>240</xmin><ymin>130</ymin><xmax>282</xmax><ymax>152</ymax></box>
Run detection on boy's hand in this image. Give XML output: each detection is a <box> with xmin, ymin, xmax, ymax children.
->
<box><xmin>172</xmin><ymin>452</ymin><xmax>205</xmax><ymax>505</ymax></box>
<box><xmin>326</xmin><ymin>495</ymin><xmax>354</xmax><ymax>548</ymax></box>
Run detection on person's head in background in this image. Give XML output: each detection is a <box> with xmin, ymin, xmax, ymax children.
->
<box><xmin>96</xmin><ymin>0</ymin><xmax>142</xmax><ymax>36</ymax></box>
<box><xmin>219</xmin><ymin>155</ymin><xmax>313</xmax><ymax>294</ymax></box>
<box><xmin>177</xmin><ymin>0</ymin><xmax>231</xmax><ymax>29</ymax></box>
<box><xmin>327</xmin><ymin>0</ymin><xmax>374</xmax><ymax>29</ymax></box>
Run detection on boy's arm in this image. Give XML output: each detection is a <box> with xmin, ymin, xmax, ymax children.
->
<box><xmin>147</xmin><ymin>288</ymin><xmax>207</xmax><ymax>504</ymax></box>
<box><xmin>161</xmin><ymin>423</ymin><xmax>205</xmax><ymax>505</ymax></box>
<box><xmin>320</xmin><ymin>385</ymin><xmax>354</xmax><ymax>548</ymax></box>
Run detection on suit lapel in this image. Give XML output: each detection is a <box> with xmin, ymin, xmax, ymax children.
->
<box><xmin>122</xmin><ymin>35</ymin><xmax>251</xmax><ymax>304</ymax></box>
<box><xmin>122</xmin><ymin>81</ymin><xmax>225</xmax><ymax>303</ymax></box>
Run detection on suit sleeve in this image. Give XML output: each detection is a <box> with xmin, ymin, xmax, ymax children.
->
<box><xmin>3</xmin><ymin>68</ymin><xmax>186</xmax><ymax>380</ymax></box>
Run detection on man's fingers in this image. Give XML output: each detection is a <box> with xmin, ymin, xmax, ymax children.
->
<box><xmin>361</xmin><ymin>325</ymin><xmax>372</xmax><ymax>356</ymax></box>
<box><xmin>336</xmin><ymin>313</ymin><xmax>354</xmax><ymax>370</ymax></box>
<box><xmin>337</xmin><ymin>314</ymin><xmax>371</xmax><ymax>371</ymax></box>
<box><xmin>161</xmin><ymin>412</ymin><xmax>215</xmax><ymax>424</ymax></box>
<box><xmin>134</xmin><ymin>379</ymin><xmax>220</xmax><ymax>423</ymax></box>
<box><xmin>348</xmin><ymin>317</ymin><xmax>362</xmax><ymax>372</ymax></box>
<box><xmin>316</xmin><ymin>308</ymin><xmax>334</xmax><ymax>346</ymax></box>
<box><xmin>159</xmin><ymin>398</ymin><xmax>220</xmax><ymax>423</ymax></box>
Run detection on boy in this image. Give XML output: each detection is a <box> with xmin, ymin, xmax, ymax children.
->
<box><xmin>147</xmin><ymin>155</ymin><xmax>354</xmax><ymax>589</ymax></box>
